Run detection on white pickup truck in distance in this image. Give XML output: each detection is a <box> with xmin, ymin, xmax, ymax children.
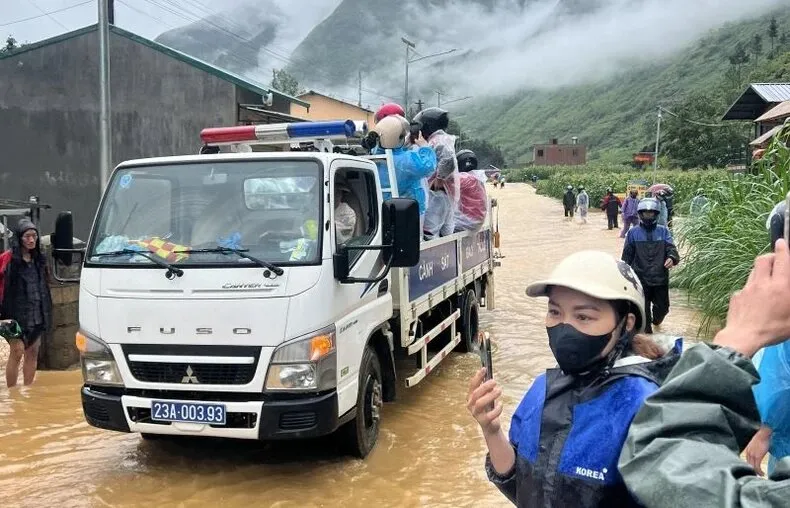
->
<box><xmin>52</xmin><ymin>119</ymin><xmax>498</xmax><ymax>457</ymax></box>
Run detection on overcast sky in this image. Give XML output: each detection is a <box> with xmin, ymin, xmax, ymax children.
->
<box><xmin>2</xmin><ymin>0</ymin><xmax>197</xmax><ymax>44</ymax></box>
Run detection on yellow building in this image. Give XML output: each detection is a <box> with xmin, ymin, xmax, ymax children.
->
<box><xmin>292</xmin><ymin>90</ymin><xmax>376</xmax><ymax>127</ymax></box>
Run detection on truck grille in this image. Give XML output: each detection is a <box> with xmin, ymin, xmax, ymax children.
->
<box><xmin>122</xmin><ymin>345</ymin><xmax>261</xmax><ymax>385</ymax></box>
<box><xmin>128</xmin><ymin>362</ymin><xmax>256</xmax><ymax>385</ymax></box>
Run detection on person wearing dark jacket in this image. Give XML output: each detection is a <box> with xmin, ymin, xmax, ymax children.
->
<box><xmin>562</xmin><ymin>186</ymin><xmax>575</xmax><ymax>219</ymax></box>
<box><xmin>1</xmin><ymin>218</ymin><xmax>53</xmax><ymax>387</ymax></box>
<box><xmin>619</xmin><ymin>238</ymin><xmax>790</xmax><ymax>507</ymax></box>
<box><xmin>622</xmin><ymin>198</ymin><xmax>680</xmax><ymax>334</ymax></box>
<box><xmin>601</xmin><ymin>188</ymin><xmax>622</xmax><ymax>230</ymax></box>
<box><xmin>467</xmin><ymin>250</ymin><xmax>681</xmax><ymax>507</ymax></box>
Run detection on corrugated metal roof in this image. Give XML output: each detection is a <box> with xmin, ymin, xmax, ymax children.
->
<box><xmin>750</xmin><ymin>83</ymin><xmax>790</xmax><ymax>103</ymax></box>
<box><xmin>749</xmin><ymin>125</ymin><xmax>782</xmax><ymax>146</ymax></box>
<box><xmin>0</xmin><ymin>24</ymin><xmax>310</xmax><ymax>109</ymax></box>
<box><xmin>755</xmin><ymin>101</ymin><xmax>790</xmax><ymax>123</ymax></box>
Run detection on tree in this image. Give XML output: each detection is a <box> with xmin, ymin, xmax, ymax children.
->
<box><xmin>752</xmin><ymin>34</ymin><xmax>763</xmax><ymax>63</ymax></box>
<box><xmin>0</xmin><ymin>36</ymin><xmax>18</xmax><ymax>54</ymax></box>
<box><xmin>781</xmin><ymin>32</ymin><xmax>789</xmax><ymax>50</ymax></box>
<box><xmin>270</xmin><ymin>69</ymin><xmax>305</xmax><ymax>97</ymax></box>
<box><xmin>769</xmin><ymin>17</ymin><xmax>779</xmax><ymax>57</ymax></box>
<box><xmin>728</xmin><ymin>42</ymin><xmax>750</xmax><ymax>85</ymax></box>
<box><xmin>661</xmin><ymin>91</ymin><xmax>751</xmax><ymax>169</ymax></box>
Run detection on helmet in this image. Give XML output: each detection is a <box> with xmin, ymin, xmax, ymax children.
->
<box><xmin>413</xmin><ymin>107</ymin><xmax>449</xmax><ymax>138</ymax></box>
<box><xmin>607</xmin><ymin>187</ymin><xmax>613</xmax><ymax>192</ymax></box>
<box><xmin>456</xmin><ymin>149</ymin><xmax>478</xmax><ymax>172</ymax></box>
<box><xmin>638</xmin><ymin>198</ymin><xmax>661</xmax><ymax>213</ymax></box>
<box><xmin>767</xmin><ymin>200</ymin><xmax>787</xmax><ymax>248</ymax></box>
<box><xmin>373</xmin><ymin>115</ymin><xmax>408</xmax><ymax>149</ymax></box>
<box><xmin>696</xmin><ymin>188</ymin><xmax>705</xmax><ymax>195</ymax></box>
<box><xmin>526</xmin><ymin>250</ymin><xmax>646</xmax><ymax>333</ymax></box>
<box><xmin>567</xmin><ymin>185</ymin><xmax>573</xmax><ymax>190</ymax></box>
<box><xmin>375</xmin><ymin>103</ymin><xmax>405</xmax><ymax>122</ymax></box>
<box><xmin>578</xmin><ymin>186</ymin><xmax>585</xmax><ymax>191</ymax></box>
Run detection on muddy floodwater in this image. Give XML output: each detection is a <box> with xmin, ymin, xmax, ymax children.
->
<box><xmin>0</xmin><ymin>184</ymin><xmax>703</xmax><ymax>508</ymax></box>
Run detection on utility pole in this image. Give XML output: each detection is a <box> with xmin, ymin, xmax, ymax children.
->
<box><xmin>98</xmin><ymin>0</ymin><xmax>112</xmax><ymax>191</ymax></box>
<box><xmin>415</xmin><ymin>99</ymin><xmax>424</xmax><ymax>112</ymax></box>
<box><xmin>653</xmin><ymin>106</ymin><xmax>662</xmax><ymax>182</ymax></box>
<box><xmin>357</xmin><ymin>69</ymin><xmax>362</xmax><ymax>107</ymax></box>
<box><xmin>402</xmin><ymin>37</ymin><xmax>416</xmax><ymax>110</ymax></box>
<box><xmin>436</xmin><ymin>90</ymin><xmax>443</xmax><ymax>107</ymax></box>
<box><xmin>108</xmin><ymin>0</ymin><xmax>115</xmax><ymax>24</ymax></box>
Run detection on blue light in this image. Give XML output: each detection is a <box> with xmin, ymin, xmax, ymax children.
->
<box><xmin>286</xmin><ymin>120</ymin><xmax>356</xmax><ymax>139</ymax></box>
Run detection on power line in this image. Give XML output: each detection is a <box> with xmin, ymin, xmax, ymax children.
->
<box><xmin>1</xmin><ymin>0</ymin><xmax>91</xmax><ymax>28</ymax></box>
<box><xmin>660</xmin><ymin>106</ymin><xmax>727</xmax><ymax>128</ymax></box>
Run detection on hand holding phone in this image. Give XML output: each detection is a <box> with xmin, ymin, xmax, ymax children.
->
<box><xmin>478</xmin><ymin>332</ymin><xmax>494</xmax><ymax>411</ymax></box>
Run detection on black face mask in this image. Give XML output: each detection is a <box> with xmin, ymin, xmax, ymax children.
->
<box><xmin>640</xmin><ymin>214</ymin><xmax>657</xmax><ymax>228</ymax></box>
<box><xmin>547</xmin><ymin>321</ymin><xmax>623</xmax><ymax>375</ymax></box>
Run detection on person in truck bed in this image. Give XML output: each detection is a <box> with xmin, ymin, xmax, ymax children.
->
<box><xmin>466</xmin><ymin>250</ymin><xmax>681</xmax><ymax>507</ymax></box>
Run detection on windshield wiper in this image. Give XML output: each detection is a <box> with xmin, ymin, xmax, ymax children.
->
<box><xmin>177</xmin><ymin>247</ymin><xmax>284</xmax><ymax>277</ymax></box>
<box><xmin>91</xmin><ymin>249</ymin><xmax>184</xmax><ymax>279</ymax></box>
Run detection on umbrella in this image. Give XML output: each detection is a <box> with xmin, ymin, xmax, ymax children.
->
<box><xmin>647</xmin><ymin>183</ymin><xmax>673</xmax><ymax>195</ymax></box>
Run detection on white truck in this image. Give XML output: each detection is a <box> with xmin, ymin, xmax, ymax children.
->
<box><xmin>53</xmin><ymin>120</ymin><xmax>497</xmax><ymax>457</ymax></box>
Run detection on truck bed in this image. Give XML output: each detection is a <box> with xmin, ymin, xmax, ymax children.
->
<box><xmin>391</xmin><ymin>227</ymin><xmax>493</xmax><ymax>315</ymax></box>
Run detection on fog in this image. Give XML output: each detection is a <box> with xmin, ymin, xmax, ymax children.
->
<box><xmin>369</xmin><ymin>0</ymin><xmax>789</xmax><ymax>100</ymax></box>
<box><xmin>394</xmin><ymin>0</ymin><xmax>787</xmax><ymax>97</ymax></box>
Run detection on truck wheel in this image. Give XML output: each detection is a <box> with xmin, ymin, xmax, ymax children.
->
<box><xmin>457</xmin><ymin>289</ymin><xmax>479</xmax><ymax>353</ymax></box>
<box><xmin>342</xmin><ymin>347</ymin><xmax>383</xmax><ymax>458</ymax></box>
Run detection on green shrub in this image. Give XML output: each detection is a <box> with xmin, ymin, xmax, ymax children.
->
<box><xmin>673</xmin><ymin>124</ymin><xmax>790</xmax><ymax>332</ymax></box>
<box><xmin>532</xmin><ymin>168</ymin><xmax>728</xmax><ymax>208</ymax></box>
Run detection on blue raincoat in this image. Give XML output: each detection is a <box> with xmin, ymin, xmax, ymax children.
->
<box><xmin>372</xmin><ymin>145</ymin><xmax>436</xmax><ymax>215</ymax></box>
<box><xmin>752</xmin><ymin>343</ymin><xmax>790</xmax><ymax>475</ymax></box>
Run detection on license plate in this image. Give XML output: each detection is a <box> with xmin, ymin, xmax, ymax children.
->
<box><xmin>150</xmin><ymin>401</ymin><xmax>227</xmax><ymax>425</ymax></box>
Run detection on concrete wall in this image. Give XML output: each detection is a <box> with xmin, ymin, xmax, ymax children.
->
<box><xmin>0</xmin><ymin>29</ymin><xmax>237</xmax><ymax>239</ymax></box>
<box><xmin>292</xmin><ymin>93</ymin><xmax>375</xmax><ymax>126</ymax></box>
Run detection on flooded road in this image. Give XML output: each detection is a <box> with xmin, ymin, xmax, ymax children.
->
<box><xmin>0</xmin><ymin>184</ymin><xmax>702</xmax><ymax>508</ymax></box>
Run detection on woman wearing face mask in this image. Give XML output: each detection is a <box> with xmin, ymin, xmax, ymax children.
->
<box><xmin>467</xmin><ymin>250</ymin><xmax>682</xmax><ymax>507</ymax></box>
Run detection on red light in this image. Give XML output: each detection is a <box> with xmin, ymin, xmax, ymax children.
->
<box><xmin>200</xmin><ymin>125</ymin><xmax>257</xmax><ymax>144</ymax></box>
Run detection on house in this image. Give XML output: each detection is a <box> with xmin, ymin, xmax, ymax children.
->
<box><xmin>533</xmin><ymin>137</ymin><xmax>587</xmax><ymax>166</ymax></box>
<box><xmin>723</xmin><ymin>83</ymin><xmax>790</xmax><ymax>140</ymax></box>
<box><xmin>292</xmin><ymin>90</ymin><xmax>376</xmax><ymax>126</ymax></box>
<box><xmin>0</xmin><ymin>24</ymin><xmax>310</xmax><ymax>238</ymax></box>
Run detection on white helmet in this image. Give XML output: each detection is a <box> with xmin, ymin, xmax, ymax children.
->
<box><xmin>526</xmin><ymin>250</ymin><xmax>646</xmax><ymax>333</ymax></box>
<box><xmin>373</xmin><ymin>115</ymin><xmax>408</xmax><ymax>149</ymax></box>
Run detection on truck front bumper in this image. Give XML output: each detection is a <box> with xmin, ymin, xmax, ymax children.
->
<box><xmin>81</xmin><ymin>386</ymin><xmax>344</xmax><ymax>440</ymax></box>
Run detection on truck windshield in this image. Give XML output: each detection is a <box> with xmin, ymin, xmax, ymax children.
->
<box><xmin>87</xmin><ymin>159</ymin><xmax>323</xmax><ymax>267</ymax></box>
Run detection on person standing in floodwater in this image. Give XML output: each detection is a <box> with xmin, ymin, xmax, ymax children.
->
<box><xmin>620</xmin><ymin>190</ymin><xmax>640</xmax><ymax>238</ymax></box>
<box><xmin>467</xmin><ymin>250</ymin><xmax>680</xmax><ymax>507</ymax></box>
<box><xmin>1</xmin><ymin>218</ymin><xmax>53</xmax><ymax>387</ymax></box>
<box><xmin>576</xmin><ymin>186</ymin><xmax>589</xmax><ymax>224</ymax></box>
<box><xmin>621</xmin><ymin>199</ymin><xmax>679</xmax><ymax>334</ymax></box>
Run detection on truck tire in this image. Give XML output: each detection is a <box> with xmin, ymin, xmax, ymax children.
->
<box><xmin>342</xmin><ymin>346</ymin><xmax>383</xmax><ymax>458</ymax></box>
<box><xmin>457</xmin><ymin>289</ymin><xmax>479</xmax><ymax>353</ymax></box>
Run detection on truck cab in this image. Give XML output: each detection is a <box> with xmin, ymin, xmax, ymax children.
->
<box><xmin>56</xmin><ymin>120</ymin><xmax>496</xmax><ymax>458</ymax></box>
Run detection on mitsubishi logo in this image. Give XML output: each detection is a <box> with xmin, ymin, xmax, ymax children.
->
<box><xmin>181</xmin><ymin>366</ymin><xmax>199</xmax><ymax>384</ymax></box>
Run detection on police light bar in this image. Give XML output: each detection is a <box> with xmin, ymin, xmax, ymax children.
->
<box><xmin>200</xmin><ymin>120</ymin><xmax>367</xmax><ymax>146</ymax></box>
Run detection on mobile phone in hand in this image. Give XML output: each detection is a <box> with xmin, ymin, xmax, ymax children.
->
<box><xmin>478</xmin><ymin>332</ymin><xmax>495</xmax><ymax>411</ymax></box>
<box><xmin>479</xmin><ymin>332</ymin><xmax>493</xmax><ymax>381</ymax></box>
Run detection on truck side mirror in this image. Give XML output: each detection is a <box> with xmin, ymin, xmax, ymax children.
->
<box><xmin>383</xmin><ymin>198</ymin><xmax>420</xmax><ymax>267</ymax></box>
<box><xmin>53</xmin><ymin>212</ymin><xmax>75</xmax><ymax>265</ymax></box>
<box><xmin>333</xmin><ymin>247</ymin><xmax>350</xmax><ymax>280</ymax></box>
<box><xmin>51</xmin><ymin>211</ymin><xmax>84</xmax><ymax>283</ymax></box>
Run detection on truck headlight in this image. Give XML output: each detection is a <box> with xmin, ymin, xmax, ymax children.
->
<box><xmin>265</xmin><ymin>326</ymin><xmax>336</xmax><ymax>392</ymax></box>
<box><xmin>76</xmin><ymin>330</ymin><xmax>123</xmax><ymax>386</ymax></box>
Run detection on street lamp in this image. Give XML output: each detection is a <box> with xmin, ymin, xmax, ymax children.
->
<box><xmin>402</xmin><ymin>36</ymin><xmax>457</xmax><ymax>114</ymax></box>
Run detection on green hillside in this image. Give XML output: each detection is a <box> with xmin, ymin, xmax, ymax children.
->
<box><xmin>466</xmin><ymin>9</ymin><xmax>790</xmax><ymax>165</ymax></box>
